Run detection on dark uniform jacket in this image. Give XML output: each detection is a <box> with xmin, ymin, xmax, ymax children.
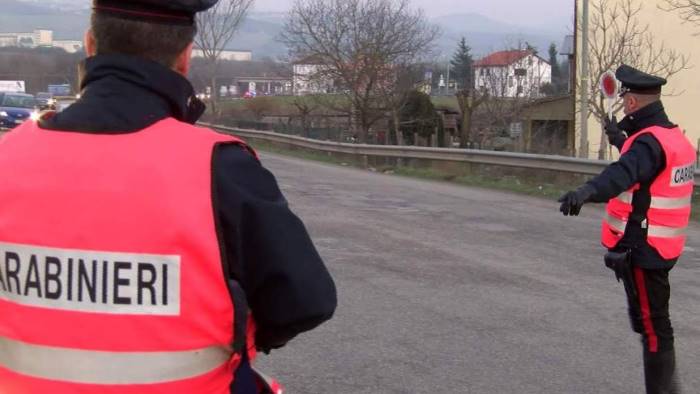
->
<box><xmin>585</xmin><ymin>101</ymin><xmax>679</xmax><ymax>269</ymax></box>
<box><xmin>40</xmin><ymin>54</ymin><xmax>337</xmax><ymax>351</ymax></box>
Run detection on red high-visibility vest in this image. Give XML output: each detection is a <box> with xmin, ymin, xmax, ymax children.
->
<box><xmin>0</xmin><ymin>118</ymin><xmax>256</xmax><ymax>393</ymax></box>
<box><xmin>602</xmin><ymin>126</ymin><xmax>696</xmax><ymax>260</ymax></box>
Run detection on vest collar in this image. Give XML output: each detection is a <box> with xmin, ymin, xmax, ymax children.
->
<box><xmin>619</xmin><ymin>100</ymin><xmax>675</xmax><ymax>137</ymax></box>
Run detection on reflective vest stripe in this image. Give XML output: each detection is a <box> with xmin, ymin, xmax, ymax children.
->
<box><xmin>0</xmin><ymin>336</ymin><xmax>232</xmax><ymax>385</ymax></box>
<box><xmin>615</xmin><ymin>192</ymin><xmax>692</xmax><ymax>209</ymax></box>
<box><xmin>647</xmin><ymin>225</ymin><xmax>687</xmax><ymax>238</ymax></box>
<box><xmin>613</xmin><ymin>192</ymin><xmax>632</xmax><ymax>204</ymax></box>
<box><xmin>604</xmin><ymin>214</ymin><xmax>627</xmax><ymax>234</ymax></box>
<box><xmin>603</xmin><ymin>214</ymin><xmax>686</xmax><ymax>239</ymax></box>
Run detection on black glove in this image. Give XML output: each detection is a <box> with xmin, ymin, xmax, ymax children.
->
<box><xmin>604</xmin><ymin>116</ymin><xmax>626</xmax><ymax>149</ymax></box>
<box><xmin>255</xmin><ymin>328</ymin><xmax>290</xmax><ymax>354</ymax></box>
<box><xmin>558</xmin><ymin>184</ymin><xmax>596</xmax><ymax>216</ymax></box>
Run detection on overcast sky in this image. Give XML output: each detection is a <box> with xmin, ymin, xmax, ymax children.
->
<box><xmin>253</xmin><ymin>0</ymin><xmax>574</xmax><ymax>28</ymax></box>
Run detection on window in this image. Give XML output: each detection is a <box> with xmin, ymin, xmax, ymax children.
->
<box><xmin>509</xmin><ymin>122</ymin><xmax>523</xmax><ymax>138</ymax></box>
<box><xmin>0</xmin><ymin>94</ymin><xmax>36</xmax><ymax>108</ymax></box>
<box><xmin>514</xmin><ymin>68</ymin><xmax>526</xmax><ymax>77</ymax></box>
<box><xmin>508</xmin><ymin>76</ymin><xmax>514</xmax><ymax>88</ymax></box>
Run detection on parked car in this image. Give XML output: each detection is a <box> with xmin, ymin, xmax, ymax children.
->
<box><xmin>35</xmin><ymin>92</ymin><xmax>55</xmax><ymax>110</ymax></box>
<box><xmin>0</xmin><ymin>93</ymin><xmax>37</xmax><ymax>130</ymax></box>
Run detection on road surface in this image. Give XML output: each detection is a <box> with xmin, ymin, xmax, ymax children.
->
<box><xmin>254</xmin><ymin>152</ymin><xmax>700</xmax><ymax>394</ymax></box>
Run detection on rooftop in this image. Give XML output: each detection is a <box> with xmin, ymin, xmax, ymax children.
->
<box><xmin>474</xmin><ymin>50</ymin><xmax>533</xmax><ymax>67</ymax></box>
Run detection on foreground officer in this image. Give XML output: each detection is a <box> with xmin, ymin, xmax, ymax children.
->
<box><xmin>0</xmin><ymin>1</ymin><xmax>336</xmax><ymax>392</ymax></box>
<box><xmin>559</xmin><ymin>65</ymin><xmax>694</xmax><ymax>394</ymax></box>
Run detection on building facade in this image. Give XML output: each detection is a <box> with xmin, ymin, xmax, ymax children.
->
<box><xmin>52</xmin><ymin>40</ymin><xmax>83</xmax><ymax>54</ymax></box>
<box><xmin>574</xmin><ymin>0</ymin><xmax>700</xmax><ymax>159</ymax></box>
<box><xmin>473</xmin><ymin>50</ymin><xmax>552</xmax><ymax>98</ymax></box>
<box><xmin>0</xmin><ymin>30</ymin><xmax>81</xmax><ymax>52</ymax></box>
<box><xmin>293</xmin><ymin>64</ymin><xmax>334</xmax><ymax>96</ymax></box>
<box><xmin>0</xmin><ymin>34</ymin><xmax>19</xmax><ymax>47</ymax></box>
<box><xmin>191</xmin><ymin>49</ymin><xmax>253</xmax><ymax>62</ymax></box>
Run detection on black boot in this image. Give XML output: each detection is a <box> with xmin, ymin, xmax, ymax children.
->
<box><xmin>643</xmin><ymin>348</ymin><xmax>681</xmax><ymax>394</ymax></box>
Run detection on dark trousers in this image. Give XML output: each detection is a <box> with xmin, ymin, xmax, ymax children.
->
<box><xmin>231</xmin><ymin>357</ymin><xmax>260</xmax><ymax>394</ymax></box>
<box><xmin>621</xmin><ymin>266</ymin><xmax>680</xmax><ymax>393</ymax></box>
<box><xmin>625</xmin><ymin>267</ymin><xmax>673</xmax><ymax>352</ymax></box>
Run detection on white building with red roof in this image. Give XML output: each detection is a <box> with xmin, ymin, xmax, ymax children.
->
<box><xmin>473</xmin><ymin>49</ymin><xmax>551</xmax><ymax>98</ymax></box>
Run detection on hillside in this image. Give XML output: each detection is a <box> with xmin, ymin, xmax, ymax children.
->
<box><xmin>433</xmin><ymin>13</ymin><xmax>566</xmax><ymax>57</ymax></box>
<box><xmin>1</xmin><ymin>4</ymin><xmax>566</xmax><ymax>59</ymax></box>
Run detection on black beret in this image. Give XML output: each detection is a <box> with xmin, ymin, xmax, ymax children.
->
<box><xmin>94</xmin><ymin>0</ymin><xmax>218</xmax><ymax>25</ymax></box>
<box><xmin>615</xmin><ymin>64</ymin><xmax>667</xmax><ymax>96</ymax></box>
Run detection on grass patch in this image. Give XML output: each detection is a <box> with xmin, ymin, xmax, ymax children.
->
<box><xmin>212</xmin><ymin>95</ymin><xmax>458</xmax><ymax>118</ymax></box>
<box><xmin>215</xmin><ymin>96</ymin><xmax>300</xmax><ymax>116</ymax></box>
<box><xmin>215</xmin><ymin>95</ymin><xmax>351</xmax><ymax>117</ymax></box>
<box><xmin>251</xmin><ymin>140</ymin><xmax>350</xmax><ymax>166</ymax></box>
<box><xmin>388</xmin><ymin>166</ymin><xmax>569</xmax><ymax>199</ymax></box>
<box><xmin>252</xmin><ymin>140</ymin><xmax>572</xmax><ymax>199</ymax></box>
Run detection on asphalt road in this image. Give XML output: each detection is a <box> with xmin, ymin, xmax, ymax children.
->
<box><xmin>252</xmin><ymin>152</ymin><xmax>700</xmax><ymax>394</ymax></box>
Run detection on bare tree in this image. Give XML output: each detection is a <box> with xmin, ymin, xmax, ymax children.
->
<box><xmin>661</xmin><ymin>0</ymin><xmax>700</xmax><ymax>28</ymax></box>
<box><xmin>449</xmin><ymin>37</ymin><xmax>489</xmax><ymax>148</ymax></box>
<box><xmin>0</xmin><ymin>48</ymin><xmax>82</xmax><ymax>94</ymax></box>
<box><xmin>455</xmin><ymin>89</ymin><xmax>489</xmax><ymax>148</ymax></box>
<box><xmin>376</xmin><ymin>63</ymin><xmax>429</xmax><ymax>146</ymax></box>
<box><xmin>195</xmin><ymin>0</ymin><xmax>254</xmax><ymax>114</ymax></box>
<box><xmin>291</xmin><ymin>95</ymin><xmax>320</xmax><ymax>137</ymax></box>
<box><xmin>280</xmin><ymin>0</ymin><xmax>440</xmax><ymax>143</ymax></box>
<box><xmin>579</xmin><ymin>0</ymin><xmax>691</xmax><ymax>159</ymax></box>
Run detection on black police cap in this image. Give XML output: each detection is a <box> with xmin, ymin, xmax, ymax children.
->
<box><xmin>615</xmin><ymin>64</ymin><xmax>667</xmax><ymax>96</ymax></box>
<box><xmin>93</xmin><ymin>0</ymin><xmax>218</xmax><ymax>25</ymax></box>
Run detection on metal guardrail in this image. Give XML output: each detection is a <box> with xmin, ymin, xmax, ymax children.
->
<box><xmin>3</xmin><ymin>124</ymin><xmax>697</xmax><ymax>187</ymax></box>
<box><xmin>202</xmin><ymin>123</ymin><xmax>700</xmax><ymax>187</ymax></box>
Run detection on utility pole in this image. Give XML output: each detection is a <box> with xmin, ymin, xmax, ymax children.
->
<box><xmin>446</xmin><ymin>60</ymin><xmax>451</xmax><ymax>96</ymax></box>
<box><xmin>579</xmin><ymin>0</ymin><xmax>590</xmax><ymax>158</ymax></box>
<box><xmin>445</xmin><ymin>57</ymin><xmax>450</xmax><ymax>96</ymax></box>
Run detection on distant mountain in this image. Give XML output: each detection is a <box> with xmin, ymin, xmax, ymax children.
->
<box><xmin>238</xmin><ymin>11</ymin><xmax>565</xmax><ymax>60</ymax></box>
<box><xmin>227</xmin><ymin>14</ymin><xmax>287</xmax><ymax>59</ymax></box>
<box><xmin>432</xmin><ymin>13</ymin><xmax>564</xmax><ymax>58</ymax></box>
<box><xmin>433</xmin><ymin>13</ymin><xmax>526</xmax><ymax>34</ymax></box>
<box><xmin>1</xmin><ymin>4</ymin><xmax>565</xmax><ymax>61</ymax></box>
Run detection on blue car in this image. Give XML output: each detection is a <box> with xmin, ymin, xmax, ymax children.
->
<box><xmin>0</xmin><ymin>93</ymin><xmax>37</xmax><ymax>130</ymax></box>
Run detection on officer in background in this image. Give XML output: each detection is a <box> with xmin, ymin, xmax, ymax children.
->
<box><xmin>0</xmin><ymin>1</ymin><xmax>336</xmax><ymax>393</ymax></box>
<box><xmin>558</xmin><ymin>65</ymin><xmax>694</xmax><ymax>394</ymax></box>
